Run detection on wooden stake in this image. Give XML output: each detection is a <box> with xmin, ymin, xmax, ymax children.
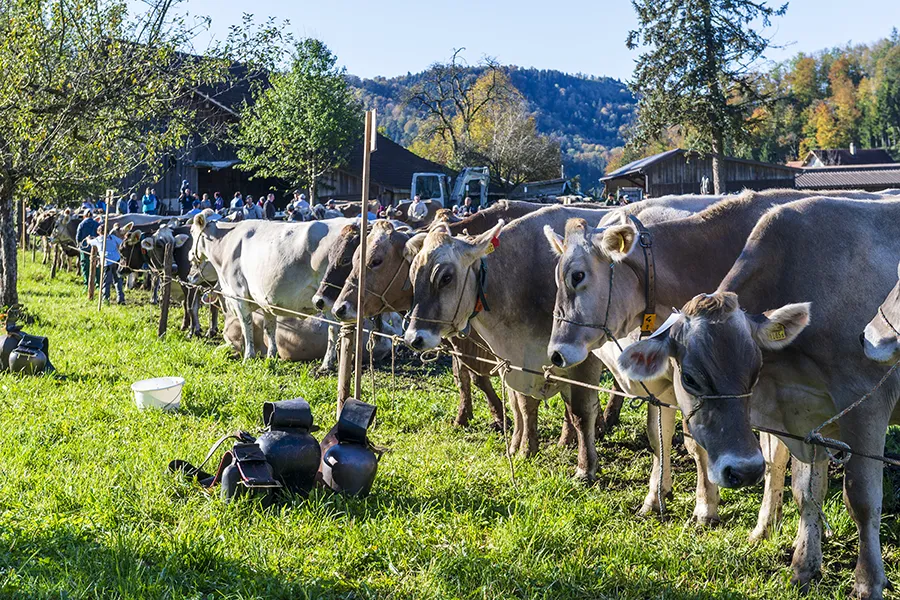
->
<box><xmin>87</xmin><ymin>247</ymin><xmax>97</xmax><ymax>301</ymax></box>
<box><xmin>353</xmin><ymin>109</ymin><xmax>376</xmax><ymax>401</ymax></box>
<box><xmin>97</xmin><ymin>205</ymin><xmax>110</xmax><ymax>311</ymax></box>
<box><xmin>157</xmin><ymin>242</ymin><xmax>173</xmax><ymax>338</ymax></box>
<box><xmin>50</xmin><ymin>244</ymin><xmax>59</xmax><ymax>279</ymax></box>
<box><xmin>336</xmin><ymin>324</ymin><xmax>355</xmax><ymax>418</ymax></box>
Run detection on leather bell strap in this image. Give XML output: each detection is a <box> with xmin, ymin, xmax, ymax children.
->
<box><xmin>627</xmin><ymin>214</ymin><xmax>658</xmax><ymax>338</ymax></box>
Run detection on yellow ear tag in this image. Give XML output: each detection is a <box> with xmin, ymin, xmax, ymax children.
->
<box><xmin>769</xmin><ymin>323</ymin><xmax>786</xmax><ymax>341</ymax></box>
<box><xmin>618</xmin><ymin>236</ymin><xmax>626</xmax><ymax>254</ymax></box>
<box><xmin>641</xmin><ymin>313</ymin><xmax>657</xmax><ymax>333</ymax></box>
<box><xmin>484</xmin><ymin>236</ymin><xmax>499</xmax><ymax>255</ymax></box>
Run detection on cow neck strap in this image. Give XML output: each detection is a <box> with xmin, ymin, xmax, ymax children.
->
<box><xmin>469</xmin><ymin>257</ymin><xmax>490</xmax><ymax>320</ymax></box>
<box><xmin>880</xmin><ymin>306</ymin><xmax>900</xmax><ymax>338</ymax></box>
<box><xmin>628</xmin><ymin>214</ymin><xmax>658</xmax><ymax>338</ymax></box>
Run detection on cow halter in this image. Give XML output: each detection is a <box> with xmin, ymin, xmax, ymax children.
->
<box><xmin>408</xmin><ymin>257</ymin><xmax>490</xmax><ymax>338</ymax></box>
<box><xmin>879</xmin><ymin>306</ymin><xmax>900</xmax><ymax>339</ymax></box>
<box><xmin>552</xmin><ymin>214</ymin><xmax>658</xmax><ymax>340</ymax></box>
<box><xmin>364</xmin><ymin>255</ymin><xmax>412</xmax><ymax>316</ymax></box>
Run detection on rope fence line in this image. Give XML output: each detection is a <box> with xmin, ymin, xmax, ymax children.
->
<box><xmin>45</xmin><ymin>240</ymin><xmax>900</xmax><ymax>470</ymax></box>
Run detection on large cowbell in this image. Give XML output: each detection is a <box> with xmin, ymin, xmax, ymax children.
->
<box><xmin>256</xmin><ymin>398</ymin><xmax>322</xmax><ymax>494</ymax></box>
<box><xmin>320</xmin><ymin>398</ymin><xmax>379</xmax><ymax>497</ymax></box>
<box><xmin>1</xmin><ymin>320</ymin><xmax>52</xmax><ymax>375</ymax></box>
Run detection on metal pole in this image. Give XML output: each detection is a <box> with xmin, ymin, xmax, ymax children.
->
<box><xmin>354</xmin><ymin>110</ymin><xmax>375</xmax><ymax>400</ymax></box>
<box><xmin>157</xmin><ymin>242</ymin><xmax>173</xmax><ymax>338</ymax></box>
<box><xmin>97</xmin><ymin>205</ymin><xmax>110</xmax><ymax>311</ymax></box>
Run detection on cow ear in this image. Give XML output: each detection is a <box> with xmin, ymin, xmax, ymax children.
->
<box><xmin>174</xmin><ymin>234</ymin><xmax>190</xmax><ymax>248</ymax></box>
<box><xmin>193</xmin><ymin>211</ymin><xmax>208</xmax><ymax>231</ymax></box>
<box><xmin>595</xmin><ymin>223</ymin><xmax>637</xmax><ymax>262</ymax></box>
<box><xmin>543</xmin><ymin>225</ymin><xmax>564</xmax><ymax>256</ymax></box>
<box><xmin>140</xmin><ymin>238</ymin><xmax>153</xmax><ymax>251</ymax></box>
<box><xmin>617</xmin><ymin>328</ymin><xmax>677</xmax><ymax>381</ymax></box>
<box><xmin>459</xmin><ymin>220</ymin><xmax>504</xmax><ymax>265</ymax></box>
<box><xmin>750</xmin><ymin>302</ymin><xmax>811</xmax><ymax>350</ymax></box>
<box><xmin>121</xmin><ymin>222</ymin><xmax>133</xmax><ymax>235</ymax></box>
<box><xmin>404</xmin><ymin>232</ymin><xmax>427</xmax><ymax>262</ymax></box>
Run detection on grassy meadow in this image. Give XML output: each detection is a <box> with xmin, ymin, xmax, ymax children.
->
<box><xmin>1</xmin><ymin>254</ymin><xmax>897</xmax><ymax>599</ymax></box>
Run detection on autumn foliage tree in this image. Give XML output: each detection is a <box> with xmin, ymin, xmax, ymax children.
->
<box><xmin>0</xmin><ymin>0</ymin><xmax>252</xmax><ymax>307</ymax></box>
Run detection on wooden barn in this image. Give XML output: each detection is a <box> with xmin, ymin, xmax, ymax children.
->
<box><xmin>601</xmin><ymin>149</ymin><xmax>797</xmax><ymax>199</ymax></box>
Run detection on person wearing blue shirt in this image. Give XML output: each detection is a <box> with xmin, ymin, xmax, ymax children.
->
<box><xmin>142</xmin><ymin>187</ymin><xmax>158</xmax><ymax>215</ymax></box>
<box><xmin>184</xmin><ymin>199</ymin><xmax>203</xmax><ymax>218</ymax></box>
<box><xmin>75</xmin><ymin>210</ymin><xmax>100</xmax><ymax>288</ymax></box>
<box><xmin>127</xmin><ymin>193</ymin><xmax>140</xmax><ymax>214</ymax></box>
<box><xmin>116</xmin><ymin>195</ymin><xmax>129</xmax><ymax>214</ymax></box>
<box><xmin>86</xmin><ymin>225</ymin><xmax>126</xmax><ymax>304</ymax></box>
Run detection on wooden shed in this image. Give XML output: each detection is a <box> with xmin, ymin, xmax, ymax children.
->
<box><xmin>601</xmin><ymin>149</ymin><xmax>797</xmax><ymax>198</ymax></box>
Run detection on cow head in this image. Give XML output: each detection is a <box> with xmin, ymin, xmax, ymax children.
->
<box><xmin>141</xmin><ymin>225</ymin><xmax>189</xmax><ymax>271</ymax></box>
<box><xmin>49</xmin><ymin>209</ymin><xmax>75</xmax><ymax>244</ymax></box>
<box><xmin>313</xmin><ymin>223</ymin><xmax>361</xmax><ymax>312</ymax></box>
<box><xmin>333</xmin><ymin>221</ymin><xmax>414</xmax><ymax>322</ymax></box>
<box><xmin>618</xmin><ymin>291</ymin><xmax>810</xmax><ymax>489</ymax></box>
<box><xmin>189</xmin><ymin>209</ymin><xmax>217</xmax><ymax>265</ymax></box>
<box><xmin>862</xmin><ymin>260</ymin><xmax>900</xmax><ymax>364</ymax></box>
<box><xmin>545</xmin><ymin>217</ymin><xmax>643</xmax><ymax>368</ymax></box>
<box><xmin>403</xmin><ymin>220</ymin><xmax>504</xmax><ymax>350</ymax></box>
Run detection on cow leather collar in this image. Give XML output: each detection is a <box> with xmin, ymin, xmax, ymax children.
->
<box><xmin>627</xmin><ymin>215</ymin><xmax>658</xmax><ymax>338</ymax></box>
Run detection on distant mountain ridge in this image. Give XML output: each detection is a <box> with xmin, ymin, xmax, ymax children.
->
<box><xmin>347</xmin><ymin>66</ymin><xmax>636</xmax><ymax>188</ymax></box>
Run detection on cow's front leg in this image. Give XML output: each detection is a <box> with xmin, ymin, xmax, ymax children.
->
<box><xmin>683</xmin><ymin>431</ymin><xmax>721</xmax><ymax>526</ymax></box>
<box><xmin>790</xmin><ymin>456</ymin><xmax>828</xmax><ymax>592</ymax></box>
<box><xmin>750</xmin><ymin>432</ymin><xmax>789</xmax><ymax>542</ymax></box>
<box><xmin>507</xmin><ymin>386</ymin><xmax>524</xmax><ymax>456</ymax></box>
<box><xmin>640</xmin><ymin>403</ymin><xmax>676</xmax><ymax>516</ymax></box>
<box><xmin>564</xmin><ymin>384</ymin><xmax>599</xmax><ymax>484</ymax></box>
<box><xmin>263</xmin><ymin>314</ymin><xmax>278</xmax><ymax>359</ymax></box>
<box><xmin>841</xmin><ymin>407</ymin><xmax>891</xmax><ymax>599</ymax></box>
<box><xmin>180</xmin><ymin>291</ymin><xmax>192</xmax><ymax>332</ymax></box>
<box><xmin>231</xmin><ymin>299</ymin><xmax>255</xmax><ymax>360</ymax></box>
<box><xmin>452</xmin><ymin>355</ymin><xmax>473</xmax><ymax>427</ymax></box>
<box><xmin>558</xmin><ymin>403</ymin><xmax>577</xmax><ymax>447</ymax></box>
<box><xmin>516</xmin><ymin>392</ymin><xmax>540</xmax><ymax>457</ymax></box>
<box><xmin>474</xmin><ymin>374</ymin><xmax>507</xmax><ymax>432</ymax></box>
<box><xmin>318</xmin><ymin>325</ymin><xmax>339</xmax><ymax>374</ymax></box>
<box><xmin>207</xmin><ymin>301</ymin><xmax>220</xmax><ymax>338</ymax></box>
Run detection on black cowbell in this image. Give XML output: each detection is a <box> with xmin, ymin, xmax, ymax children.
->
<box><xmin>256</xmin><ymin>398</ymin><xmax>322</xmax><ymax>495</ymax></box>
<box><xmin>320</xmin><ymin>398</ymin><xmax>379</xmax><ymax>497</ymax></box>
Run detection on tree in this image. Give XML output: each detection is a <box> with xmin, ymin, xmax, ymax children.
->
<box><xmin>0</xmin><ymin>0</ymin><xmax>248</xmax><ymax>307</ymax></box>
<box><xmin>626</xmin><ymin>0</ymin><xmax>787</xmax><ymax>193</ymax></box>
<box><xmin>231</xmin><ymin>39</ymin><xmax>362</xmax><ymax>204</ymax></box>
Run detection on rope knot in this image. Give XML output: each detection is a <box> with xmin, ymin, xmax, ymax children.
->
<box><xmin>805</xmin><ymin>432</ymin><xmax>853</xmax><ymax>465</ymax></box>
<box><xmin>490</xmin><ymin>358</ymin><xmax>511</xmax><ymax>379</ymax></box>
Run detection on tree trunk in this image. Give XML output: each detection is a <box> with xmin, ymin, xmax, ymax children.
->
<box><xmin>710</xmin><ymin>130</ymin><xmax>726</xmax><ymax>195</ymax></box>
<box><xmin>0</xmin><ymin>195</ymin><xmax>19</xmax><ymax>308</ymax></box>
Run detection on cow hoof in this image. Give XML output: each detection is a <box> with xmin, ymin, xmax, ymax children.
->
<box><xmin>488</xmin><ymin>419</ymin><xmax>510</xmax><ymax>433</ymax></box>
<box><xmin>693</xmin><ymin>513</ymin><xmax>721</xmax><ymax>528</ymax></box>
<box><xmin>573</xmin><ymin>470</ymin><xmax>595</xmax><ymax>486</ymax></box>
<box><xmin>748</xmin><ymin>526</ymin><xmax>770</xmax><ymax>544</ymax></box>
<box><xmin>790</xmin><ymin>568</ymin><xmax>821</xmax><ymax>594</ymax></box>
<box><xmin>851</xmin><ymin>576</ymin><xmax>888</xmax><ymax>599</ymax></box>
<box><xmin>453</xmin><ymin>417</ymin><xmax>470</xmax><ymax>428</ymax></box>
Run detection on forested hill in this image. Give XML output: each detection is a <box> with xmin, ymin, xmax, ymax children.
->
<box><xmin>346</xmin><ymin>67</ymin><xmax>636</xmax><ymax>187</ymax></box>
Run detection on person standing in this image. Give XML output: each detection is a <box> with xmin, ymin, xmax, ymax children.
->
<box><xmin>458</xmin><ymin>196</ymin><xmax>476</xmax><ymax>217</ymax></box>
<box><xmin>142</xmin><ymin>187</ymin><xmax>158</xmax><ymax>215</ymax></box>
<box><xmin>263</xmin><ymin>193</ymin><xmax>277</xmax><ymax>220</ymax></box>
<box><xmin>127</xmin><ymin>193</ymin><xmax>140</xmax><ymax>214</ymax></box>
<box><xmin>116</xmin><ymin>195</ymin><xmax>129</xmax><ymax>215</ymax></box>
<box><xmin>243</xmin><ymin>196</ymin><xmax>263</xmax><ymax>220</ymax></box>
<box><xmin>409</xmin><ymin>195</ymin><xmax>428</xmax><ymax>223</ymax></box>
<box><xmin>184</xmin><ymin>199</ymin><xmax>203</xmax><ymax>218</ymax></box>
<box><xmin>86</xmin><ymin>224</ymin><xmax>126</xmax><ymax>304</ymax></box>
<box><xmin>213</xmin><ymin>192</ymin><xmax>225</xmax><ymax>211</ymax></box>
<box><xmin>230</xmin><ymin>192</ymin><xmax>244</xmax><ymax>211</ymax></box>
<box><xmin>75</xmin><ymin>210</ymin><xmax>99</xmax><ymax>288</ymax></box>
<box><xmin>294</xmin><ymin>191</ymin><xmax>310</xmax><ymax>216</ymax></box>
<box><xmin>178</xmin><ymin>187</ymin><xmax>194</xmax><ymax>215</ymax></box>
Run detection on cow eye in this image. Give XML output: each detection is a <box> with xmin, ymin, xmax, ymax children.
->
<box><xmin>571</xmin><ymin>271</ymin><xmax>585</xmax><ymax>287</ymax></box>
<box><xmin>370</xmin><ymin>257</ymin><xmax>382</xmax><ymax>268</ymax></box>
<box><xmin>439</xmin><ymin>272</ymin><xmax>453</xmax><ymax>288</ymax></box>
<box><xmin>682</xmin><ymin>371</ymin><xmax>700</xmax><ymax>391</ymax></box>
<box><xmin>340</xmin><ymin>257</ymin><xmax>352</xmax><ymax>266</ymax></box>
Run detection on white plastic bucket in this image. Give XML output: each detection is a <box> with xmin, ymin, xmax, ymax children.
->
<box><xmin>131</xmin><ymin>376</ymin><xmax>184</xmax><ymax>411</ymax></box>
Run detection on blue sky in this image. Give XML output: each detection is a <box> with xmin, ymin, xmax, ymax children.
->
<box><xmin>170</xmin><ymin>0</ymin><xmax>900</xmax><ymax>80</ymax></box>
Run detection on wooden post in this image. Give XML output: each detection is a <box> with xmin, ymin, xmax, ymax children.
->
<box><xmin>336</xmin><ymin>323</ymin><xmax>355</xmax><ymax>418</ymax></box>
<box><xmin>20</xmin><ymin>199</ymin><xmax>26</xmax><ymax>249</ymax></box>
<box><xmin>87</xmin><ymin>247</ymin><xmax>97</xmax><ymax>301</ymax></box>
<box><xmin>157</xmin><ymin>242</ymin><xmax>173</xmax><ymax>338</ymax></box>
<box><xmin>50</xmin><ymin>244</ymin><xmax>59</xmax><ymax>279</ymax></box>
<box><xmin>97</xmin><ymin>206</ymin><xmax>110</xmax><ymax>311</ymax></box>
<box><xmin>353</xmin><ymin>109</ymin><xmax>376</xmax><ymax>400</ymax></box>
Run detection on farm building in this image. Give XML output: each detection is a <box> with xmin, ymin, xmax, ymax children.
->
<box><xmin>120</xmin><ymin>64</ymin><xmax>449</xmax><ymax>211</ymax></box>
<box><xmin>795</xmin><ymin>163</ymin><xmax>900</xmax><ymax>192</ymax></box>
<box><xmin>601</xmin><ymin>149</ymin><xmax>798</xmax><ymax>199</ymax></box>
<box><xmin>797</xmin><ymin>145</ymin><xmax>895</xmax><ymax>167</ymax></box>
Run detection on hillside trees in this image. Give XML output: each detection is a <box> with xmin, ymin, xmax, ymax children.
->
<box><xmin>231</xmin><ymin>39</ymin><xmax>362</xmax><ymax>203</ymax></box>
<box><xmin>626</xmin><ymin>0</ymin><xmax>787</xmax><ymax>193</ymax></box>
<box><xmin>406</xmin><ymin>55</ymin><xmax>561</xmax><ymax>192</ymax></box>
<box><xmin>0</xmin><ymin>0</ymin><xmax>260</xmax><ymax>308</ymax></box>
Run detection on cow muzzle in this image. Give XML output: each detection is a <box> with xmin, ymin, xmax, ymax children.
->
<box><xmin>710</xmin><ymin>453</ymin><xmax>765</xmax><ymax>488</ymax></box>
<box><xmin>333</xmin><ymin>300</ymin><xmax>356</xmax><ymax>322</ymax></box>
<box><xmin>403</xmin><ymin>326</ymin><xmax>441</xmax><ymax>351</ymax></box>
<box><xmin>862</xmin><ymin>321</ymin><xmax>900</xmax><ymax>364</ymax></box>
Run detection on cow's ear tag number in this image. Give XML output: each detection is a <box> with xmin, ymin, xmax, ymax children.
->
<box><xmin>641</xmin><ymin>313</ymin><xmax>657</xmax><ymax>333</ymax></box>
<box><xmin>769</xmin><ymin>323</ymin><xmax>786</xmax><ymax>341</ymax></box>
<box><xmin>484</xmin><ymin>236</ymin><xmax>499</xmax><ymax>255</ymax></box>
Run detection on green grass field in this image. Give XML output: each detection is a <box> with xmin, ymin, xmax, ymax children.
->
<box><xmin>1</xmin><ymin>254</ymin><xmax>897</xmax><ymax>599</ymax></box>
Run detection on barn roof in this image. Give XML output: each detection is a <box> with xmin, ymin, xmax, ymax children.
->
<box><xmin>344</xmin><ymin>134</ymin><xmax>451</xmax><ymax>190</ymax></box>
<box><xmin>804</xmin><ymin>148</ymin><xmax>895</xmax><ymax>167</ymax></box>
<box><xmin>795</xmin><ymin>164</ymin><xmax>900</xmax><ymax>190</ymax></box>
<box><xmin>601</xmin><ymin>148</ymin><xmax>796</xmax><ymax>182</ymax></box>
